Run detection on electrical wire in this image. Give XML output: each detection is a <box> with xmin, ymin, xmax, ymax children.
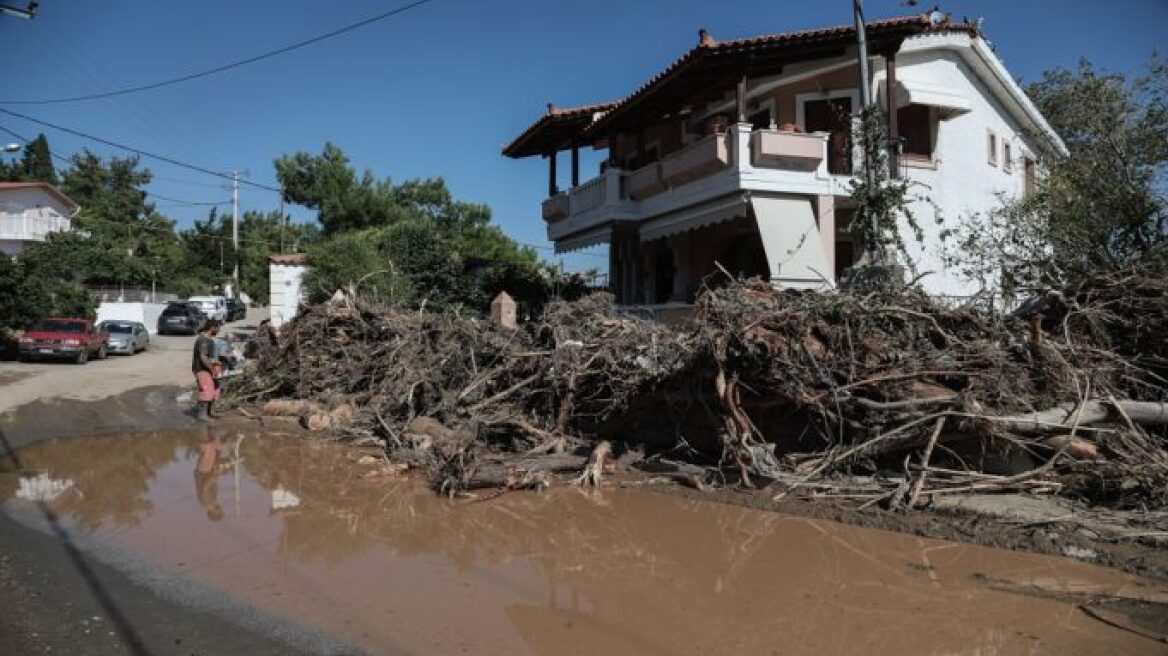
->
<box><xmin>0</xmin><ymin>0</ymin><xmax>439</xmax><ymax>105</ymax></box>
<box><xmin>0</xmin><ymin>108</ymin><xmax>283</xmax><ymax>192</ymax></box>
<box><xmin>146</xmin><ymin>192</ymin><xmax>232</xmax><ymax>206</ymax></box>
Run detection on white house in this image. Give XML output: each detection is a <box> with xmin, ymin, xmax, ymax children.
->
<box><xmin>269</xmin><ymin>253</ymin><xmax>308</xmax><ymax>328</ymax></box>
<box><xmin>503</xmin><ymin>12</ymin><xmax>1065</xmax><ymax>308</ymax></box>
<box><xmin>0</xmin><ymin>181</ymin><xmax>79</xmax><ymax>257</ymax></box>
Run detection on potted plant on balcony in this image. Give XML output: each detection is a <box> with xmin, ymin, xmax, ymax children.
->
<box><xmin>703</xmin><ymin>114</ymin><xmax>730</xmax><ymax>136</ymax></box>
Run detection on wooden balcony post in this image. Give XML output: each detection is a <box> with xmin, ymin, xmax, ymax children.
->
<box><xmin>571</xmin><ymin>144</ymin><xmax>580</xmax><ymax>188</ymax></box>
<box><xmin>547</xmin><ymin>151</ymin><xmax>558</xmax><ymax>197</ymax></box>
<box><xmin>736</xmin><ymin>76</ymin><xmax>747</xmax><ymax>123</ymax></box>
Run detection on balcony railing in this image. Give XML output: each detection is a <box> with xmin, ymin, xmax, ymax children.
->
<box><xmin>0</xmin><ymin>210</ymin><xmax>72</xmax><ymax>242</ymax></box>
<box><xmin>661</xmin><ymin>132</ymin><xmax>731</xmax><ymax>187</ymax></box>
<box><xmin>543</xmin><ymin>124</ymin><xmax>833</xmax><ymax>236</ymax></box>
<box><xmin>569</xmin><ymin>174</ymin><xmax>607</xmax><ymax>214</ymax></box>
<box><xmin>541</xmin><ymin>192</ymin><xmax>569</xmax><ymax>221</ymax></box>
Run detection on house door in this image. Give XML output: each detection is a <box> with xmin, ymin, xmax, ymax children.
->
<box><xmin>803</xmin><ymin>97</ymin><xmax>853</xmax><ymax>174</ymax></box>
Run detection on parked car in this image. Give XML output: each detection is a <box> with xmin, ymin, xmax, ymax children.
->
<box><xmin>18</xmin><ymin>318</ymin><xmax>108</xmax><ymax>364</ymax></box>
<box><xmin>182</xmin><ymin>301</ymin><xmax>209</xmax><ymax>327</ymax></box>
<box><xmin>188</xmin><ymin>295</ymin><xmax>228</xmax><ymax>321</ymax></box>
<box><xmin>158</xmin><ymin>304</ymin><xmax>205</xmax><ymax>335</ymax></box>
<box><xmin>225</xmin><ymin>297</ymin><xmax>247</xmax><ymax>322</ymax></box>
<box><xmin>98</xmin><ymin>320</ymin><xmax>150</xmax><ymax>355</ymax></box>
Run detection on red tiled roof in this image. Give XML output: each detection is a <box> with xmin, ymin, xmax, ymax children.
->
<box><xmin>503</xmin><ymin>13</ymin><xmax>979</xmax><ymax>156</ymax></box>
<box><xmin>0</xmin><ymin>181</ymin><xmax>80</xmax><ymax>211</ymax></box>
<box><xmin>269</xmin><ymin>253</ymin><xmax>307</xmax><ymax>265</ymax></box>
<box><xmin>502</xmin><ymin>100</ymin><xmax>620</xmax><ymax>158</ymax></box>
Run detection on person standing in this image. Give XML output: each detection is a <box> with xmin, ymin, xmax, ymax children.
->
<box><xmin>192</xmin><ymin>320</ymin><xmax>221</xmax><ymax>421</ymax></box>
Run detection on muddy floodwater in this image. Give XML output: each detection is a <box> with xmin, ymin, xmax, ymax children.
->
<box><xmin>2</xmin><ymin>428</ymin><xmax>1166</xmax><ymax>655</ymax></box>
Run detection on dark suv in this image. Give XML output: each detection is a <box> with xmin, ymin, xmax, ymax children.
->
<box><xmin>225</xmin><ymin>297</ymin><xmax>247</xmax><ymax>322</ymax></box>
<box><xmin>158</xmin><ymin>303</ymin><xmax>205</xmax><ymax>335</ymax></box>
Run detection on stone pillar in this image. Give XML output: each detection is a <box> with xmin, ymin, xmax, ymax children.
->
<box><xmin>815</xmin><ymin>195</ymin><xmax>836</xmax><ymax>281</ymax></box>
<box><xmin>490</xmin><ymin>291</ymin><xmax>517</xmax><ymax>329</ymax></box>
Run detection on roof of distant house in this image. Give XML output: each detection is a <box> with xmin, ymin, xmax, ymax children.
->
<box><xmin>0</xmin><ymin>181</ymin><xmax>81</xmax><ymax>213</ymax></box>
<box><xmin>503</xmin><ymin>13</ymin><xmax>980</xmax><ymax>158</ymax></box>
<box><xmin>269</xmin><ymin>253</ymin><xmax>308</xmax><ymax>265</ymax></box>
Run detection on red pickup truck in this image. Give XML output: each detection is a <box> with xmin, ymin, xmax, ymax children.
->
<box><xmin>18</xmin><ymin>318</ymin><xmax>109</xmax><ymax>364</ymax></box>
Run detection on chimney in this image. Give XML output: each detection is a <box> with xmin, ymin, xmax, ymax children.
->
<box><xmin>546</xmin><ymin>102</ymin><xmax>556</xmax><ymax>115</ymax></box>
<box><xmin>698</xmin><ymin>28</ymin><xmax>715</xmax><ymax>47</ymax></box>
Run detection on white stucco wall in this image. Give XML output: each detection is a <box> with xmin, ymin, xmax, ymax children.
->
<box><xmin>269</xmin><ymin>263</ymin><xmax>307</xmax><ymax>328</ymax></box>
<box><xmin>96</xmin><ymin>302</ymin><xmax>168</xmax><ymax>335</ymax></box>
<box><xmin>875</xmin><ymin>34</ymin><xmax>1052</xmax><ymax>297</ymax></box>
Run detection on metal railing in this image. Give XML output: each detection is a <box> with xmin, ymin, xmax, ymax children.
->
<box><xmin>0</xmin><ymin>210</ymin><xmax>72</xmax><ymax>241</ymax></box>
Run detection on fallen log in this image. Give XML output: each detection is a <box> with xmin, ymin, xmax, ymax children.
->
<box><xmin>461</xmin><ymin>453</ymin><xmax>591</xmax><ymax>490</ymax></box>
<box><xmin>990</xmin><ymin>400</ymin><xmax>1168</xmax><ymax>434</ymax></box>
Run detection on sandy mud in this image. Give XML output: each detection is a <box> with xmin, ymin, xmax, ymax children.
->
<box><xmin>3</xmin><ymin>426</ymin><xmax>1166</xmax><ymax>655</ymax></box>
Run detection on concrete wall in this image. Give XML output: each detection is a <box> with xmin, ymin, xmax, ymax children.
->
<box><xmin>96</xmin><ymin>302</ymin><xmax>168</xmax><ymax>335</ymax></box>
<box><xmin>269</xmin><ymin>263</ymin><xmax>307</xmax><ymax>328</ymax></box>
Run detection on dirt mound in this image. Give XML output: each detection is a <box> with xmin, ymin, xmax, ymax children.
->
<box><xmin>232</xmin><ymin>268</ymin><xmax>1168</xmax><ymax>511</ymax></box>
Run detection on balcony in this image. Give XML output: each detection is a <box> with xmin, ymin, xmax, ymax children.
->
<box><xmin>542</xmin><ymin>193</ymin><xmax>569</xmax><ymax>221</ymax></box>
<box><xmin>545</xmin><ymin>124</ymin><xmax>840</xmax><ymax>246</ymax></box>
<box><xmin>661</xmin><ymin>133</ymin><xmax>731</xmax><ymax>187</ymax></box>
<box><xmin>0</xmin><ymin>210</ymin><xmax>72</xmax><ymax>242</ymax></box>
<box><xmin>627</xmin><ymin>162</ymin><xmax>665</xmax><ymax>200</ymax></box>
<box><xmin>750</xmin><ymin>130</ymin><xmax>825</xmax><ymax>171</ymax></box>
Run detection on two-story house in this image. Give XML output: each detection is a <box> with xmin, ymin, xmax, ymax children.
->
<box><xmin>0</xmin><ymin>181</ymin><xmax>79</xmax><ymax>257</ymax></box>
<box><xmin>503</xmin><ymin>13</ymin><xmax>1065</xmax><ymax>313</ymax></box>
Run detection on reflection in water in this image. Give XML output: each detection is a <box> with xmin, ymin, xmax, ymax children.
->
<box><xmin>2</xmin><ymin>429</ymin><xmax>1165</xmax><ymax>656</ymax></box>
<box><xmin>17</xmin><ymin>472</ymin><xmax>73</xmax><ymax>501</ymax></box>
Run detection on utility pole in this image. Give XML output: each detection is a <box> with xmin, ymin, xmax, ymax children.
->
<box><xmin>853</xmin><ymin>0</ymin><xmax>881</xmax><ymax>262</ymax></box>
<box><xmin>231</xmin><ymin>170</ymin><xmax>240</xmax><ymax>289</ymax></box>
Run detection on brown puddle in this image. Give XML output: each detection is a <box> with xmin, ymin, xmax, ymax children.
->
<box><xmin>2</xmin><ymin>428</ymin><xmax>1166</xmax><ymax>655</ymax></box>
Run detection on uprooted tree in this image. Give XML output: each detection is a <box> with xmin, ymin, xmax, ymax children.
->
<box><xmin>234</xmin><ymin>264</ymin><xmax>1168</xmax><ymax>510</ymax></box>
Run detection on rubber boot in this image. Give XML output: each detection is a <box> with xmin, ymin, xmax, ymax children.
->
<box><xmin>194</xmin><ymin>402</ymin><xmax>211</xmax><ymax>422</ymax></box>
<box><xmin>206</xmin><ymin>399</ymin><xmax>218</xmax><ymax>419</ymax></box>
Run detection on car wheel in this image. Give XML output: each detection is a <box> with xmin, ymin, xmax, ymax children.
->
<box><xmin>96</xmin><ymin>345</ymin><xmax>108</xmax><ymax>360</ymax></box>
<box><xmin>75</xmin><ymin>349</ymin><xmax>88</xmax><ymax>365</ymax></box>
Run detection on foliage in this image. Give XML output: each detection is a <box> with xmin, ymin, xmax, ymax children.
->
<box><xmin>846</xmin><ymin>107</ymin><xmax>931</xmax><ymax>271</ymax></box>
<box><xmin>0</xmin><ymin>255</ymin><xmax>93</xmax><ymax>333</ymax></box>
<box><xmin>181</xmin><ymin>208</ymin><xmax>317</xmax><ymax>305</ymax></box>
<box><xmin>1</xmin><ymin>133</ymin><xmax>57</xmax><ymax>183</ymax></box>
<box><xmin>282</xmin><ymin>142</ymin><xmax>566</xmax><ymax>314</ymax></box>
<box><xmin>275</xmin><ymin>143</ymin><xmax>490</xmax><ymax>234</ymax></box>
<box><xmin>945</xmin><ymin>57</ymin><xmax>1167</xmax><ymax>290</ymax></box>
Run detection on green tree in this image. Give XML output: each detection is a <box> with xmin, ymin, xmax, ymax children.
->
<box><xmin>19</xmin><ymin>134</ymin><xmax>57</xmax><ymax>184</ymax></box>
<box><xmin>945</xmin><ymin>56</ymin><xmax>1166</xmax><ymax>290</ymax></box>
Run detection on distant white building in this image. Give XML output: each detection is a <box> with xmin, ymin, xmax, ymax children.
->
<box><xmin>269</xmin><ymin>253</ymin><xmax>308</xmax><ymax>328</ymax></box>
<box><xmin>0</xmin><ymin>181</ymin><xmax>79</xmax><ymax>257</ymax></box>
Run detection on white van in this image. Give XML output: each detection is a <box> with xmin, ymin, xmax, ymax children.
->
<box><xmin>188</xmin><ymin>296</ymin><xmax>228</xmax><ymax>321</ymax></box>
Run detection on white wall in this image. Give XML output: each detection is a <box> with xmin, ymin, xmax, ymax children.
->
<box><xmin>96</xmin><ymin>302</ymin><xmax>168</xmax><ymax>335</ymax></box>
<box><xmin>269</xmin><ymin>263</ymin><xmax>307</xmax><ymax>328</ymax></box>
<box><xmin>876</xmin><ymin>35</ymin><xmax>1049</xmax><ymax>297</ymax></box>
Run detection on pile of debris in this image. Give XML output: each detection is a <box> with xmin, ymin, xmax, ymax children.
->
<box><xmin>233</xmin><ymin>269</ymin><xmax>1168</xmax><ymax>510</ymax></box>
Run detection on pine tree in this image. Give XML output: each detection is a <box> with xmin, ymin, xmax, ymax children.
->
<box><xmin>18</xmin><ymin>134</ymin><xmax>57</xmax><ymax>184</ymax></box>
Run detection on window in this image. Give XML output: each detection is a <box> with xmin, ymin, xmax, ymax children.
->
<box><xmin>987</xmin><ymin>129</ymin><xmax>998</xmax><ymax>167</ymax></box>
<box><xmin>1003</xmin><ymin>142</ymin><xmax>1013</xmax><ymax>172</ymax></box>
<box><xmin>897</xmin><ymin>104</ymin><xmax>934</xmax><ymax>159</ymax></box>
<box><xmin>1024</xmin><ymin>156</ymin><xmax>1037</xmax><ymax>197</ymax></box>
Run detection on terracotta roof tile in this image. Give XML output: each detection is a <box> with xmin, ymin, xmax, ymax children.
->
<box><xmin>502</xmin><ymin>100</ymin><xmax>620</xmax><ymax>158</ymax></box>
<box><xmin>269</xmin><ymin>253</ymin><xmax>307</xmax><ymax>265</ymax></box>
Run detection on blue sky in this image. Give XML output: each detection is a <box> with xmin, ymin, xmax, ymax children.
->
<box><xmin>1</xmin><ymin>0</ymin><xmax>1164</xmax><ymax>270</ymax></box>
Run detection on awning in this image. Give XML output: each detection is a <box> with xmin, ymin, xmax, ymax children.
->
<box><xmin>639</xmin><ymin>193</ymin><xmax>749</xmax><ymax>242</ymax></box>
<box><xmin>878</xmin><ymin>78</ymin><xmax>971</xmax><ymax>116</ymax></box>
<box><xmin>555</xmin><ymin>224</ymin><xmax>612</xmax><ymax>254</ymax></box>
<box><xmin>751</xmin><ymin>195</ymin><xmax>831</xmax><ymax>289</ymax></box>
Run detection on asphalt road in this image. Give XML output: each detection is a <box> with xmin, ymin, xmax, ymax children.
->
<box><xmin>0</xmin><ymin>309</ymin><xmax>268</xmax><ymax>417</ymax></box>
<box><xmin>0</xmin><ymin>307</ymin><xmax>350</xmax><ymax>655</ymax></box>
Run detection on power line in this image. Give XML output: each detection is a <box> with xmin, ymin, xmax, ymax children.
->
<box><xmin>0</xmin><ymin>0</ymin><xmax>439</xmax><ymax>105</ymax></box>
<box><xmin>0</xmin><ymin>108</ymin><xmax>283</xmax><ymax>192</ymax></box>
<box><xmin>147</xmin><ymin>192</ymin><xmax>231</xmax><ymax>206</ymax></box>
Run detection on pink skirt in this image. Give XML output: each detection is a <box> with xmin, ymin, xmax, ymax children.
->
<box><xmin>195</xmin><ymin>371</ymin><xmax>220</xmax><ymax>402</ymax></box>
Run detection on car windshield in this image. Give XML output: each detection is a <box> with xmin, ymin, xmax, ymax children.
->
<box><xmin>102</xmin><ymin>324</ymin><xmax>134</xmax><ymax>334</ymax></box>
<box><xmin>161</xmin><ymin>307</ymin><xmax>190</xmax><ymax>317</ymax></box>
<box><xmin>33</xmin><ymin>320</ymin><xmax>87</xmax><ymax>333</ymax></box>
